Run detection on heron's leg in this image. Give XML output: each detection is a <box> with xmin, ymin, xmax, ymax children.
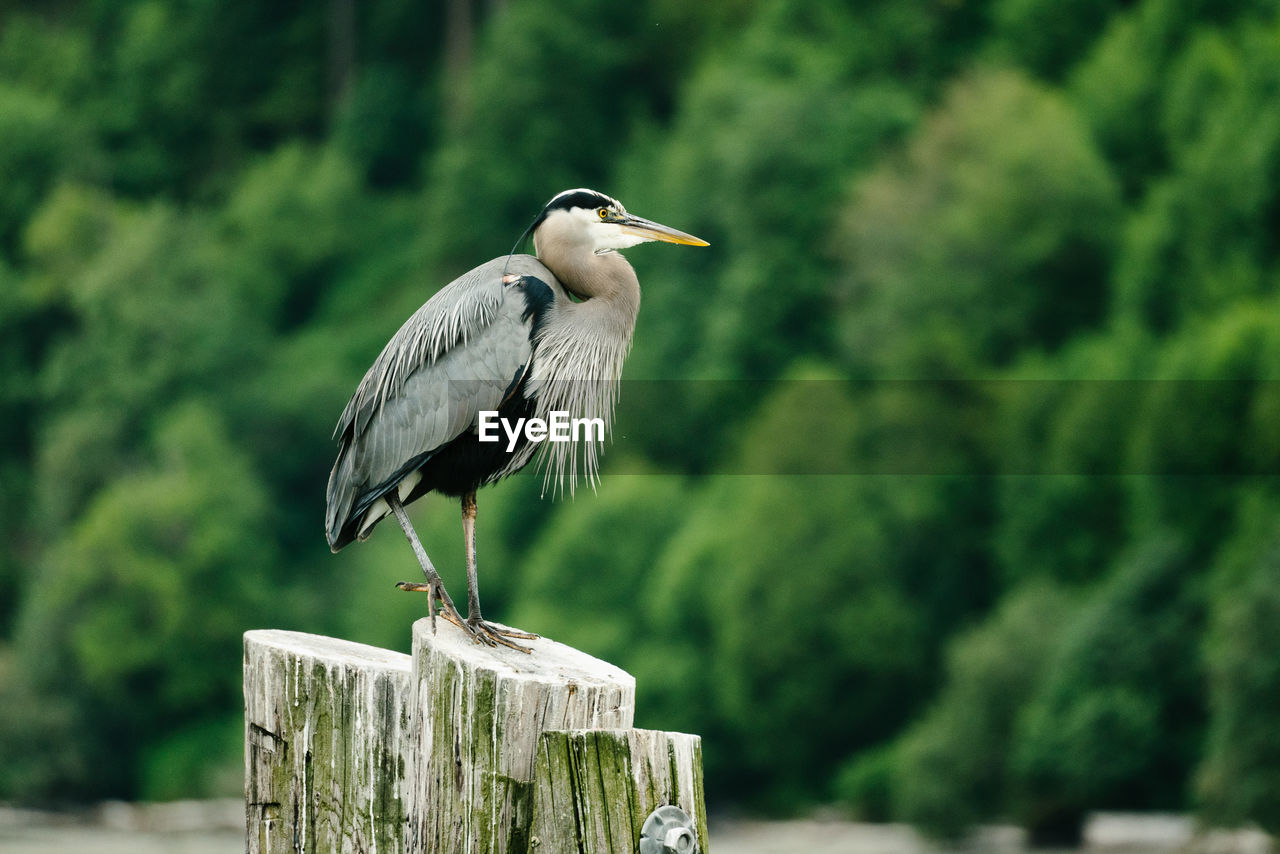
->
<box><xmin>388</xmin><ymin>493</ymin><xmax>464</xmax><ymax>633</ymax></box>
<box><xmin>461</xmin><ymin>490</ymin><xmax>483</xmax><ymax>622</ymax></box>
<box><xmin>460</xmin><ymin>490</ymin><xmax>538</xmax><ymax>652</ymax></box>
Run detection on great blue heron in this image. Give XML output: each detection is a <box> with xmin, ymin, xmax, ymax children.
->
<box><xmin>325</xmin><ymin>188</ymin><xmax>708</xmax><ymax>651</ymax></box>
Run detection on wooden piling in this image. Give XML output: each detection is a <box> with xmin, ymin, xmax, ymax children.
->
<box><xmin>404</xmin><ymin>618</ymin><xmax>635</xmax><ymax>853</ymax></box>
<box><xmin>243</xmin><ymin>630</ymin><xmax>412</xmax><ymax>854</ymax></box>
<box><xmin>243</xmin><ymin>619</ymin><xmax>706</xmax><ymax>853</ymax></box>
<box><xmin>531</xmin><ymin>729</ymin><xmax>707</xmax><ymax>853</ymax></box>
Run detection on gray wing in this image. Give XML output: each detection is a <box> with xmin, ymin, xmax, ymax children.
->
<box><xmin>325</xmin><ymin>255</ymin><xmax>557</xmax><ymax>550</ymax></box>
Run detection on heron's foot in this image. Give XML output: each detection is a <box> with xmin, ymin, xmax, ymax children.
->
<box><xmin>395</xmin><ymin>581</ymin><xmax>535</xmax><ymax>652</ymax></box>
<box><xmin>464</xmin><ymin>616</ymin><xmax>538</xmax><ymax>654</ymax></box>
<box><xmin>395</xmin><ymin>578</ymin><xmax>465</xmax><ymax>633</ymax></box>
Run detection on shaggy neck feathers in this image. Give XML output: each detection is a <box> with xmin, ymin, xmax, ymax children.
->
<box><xmin>525</xmin><ymin>212</ymin><xmax>642</xmax><ymax>495</ymax></box>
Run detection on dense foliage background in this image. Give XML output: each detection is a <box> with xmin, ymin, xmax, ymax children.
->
<box><xmin>2</xmin><ymin>0</ymin><xmax>1279</xmax><ymax>841</ymax></box>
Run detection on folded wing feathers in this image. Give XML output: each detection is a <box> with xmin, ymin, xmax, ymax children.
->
<box><xmin>327</xmin><ymin>267</ymin><xmax>528</xmax><ymax>546</ymax></box>
<box><xmin>334</xmin><ymin>269</ymin><xmax>505</xmax><ymax>443</ymax></box>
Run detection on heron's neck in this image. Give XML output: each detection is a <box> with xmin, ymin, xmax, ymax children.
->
<box><xmin>544</xmin><ymin>247</ymin><xmax>641</xmax><ymax>339</ymax></box>
<box><xmin>528</xmin><ymin>247</ymin><xmax>640</xmax><ymax>496</ymax></box>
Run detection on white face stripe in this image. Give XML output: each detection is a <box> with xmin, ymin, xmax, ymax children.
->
<box><xmin>534</xmin><ymin>202</ymin><xmax>652</xmax><ymax>256</ymax></box>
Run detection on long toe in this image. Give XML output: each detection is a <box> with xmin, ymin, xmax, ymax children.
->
<box><xmin>438</xmin><ymin>608</ymin><xmax>468</xmax><ymax>631</ymax></box>
<box><xmin>467</xmin><ymin>618</ymin><xmax>536</xmax><ymax>653</ymax></box>
<box><xmin>490</xmin><ymin>624</ymin><xmax>538</xmax><ymax>640</ymax></box>
<box><xmin>432</xmin><ymin>583</ymin><xmax>465</xmax><ymax>627</ymax></box>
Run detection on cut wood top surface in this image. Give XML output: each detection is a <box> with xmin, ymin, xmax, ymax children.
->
<box><xmin>411</xmin><ymin>617</ymin><xmax>636</xmax><ymax>688</ymax></box>
<box><xmin>244</xmin><ymin>629</ymin><xmax>411</xmax><ymax>671</ymax></box>
<box><xmin>244</xmin><ymin>621</ymin><xmax>636</xmax><ymax>689</ymax></box>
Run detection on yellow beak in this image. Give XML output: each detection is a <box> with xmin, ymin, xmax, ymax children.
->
<box><xmin>618</xmin><ymin>214</ymin><xmax>710</xmax><ymax>247</ymax></box>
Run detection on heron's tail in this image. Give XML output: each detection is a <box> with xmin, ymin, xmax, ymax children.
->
<box><xmin>325</xmin><ymin>448</ymin><xmax>360</xmax><ymax>552</ymax></box>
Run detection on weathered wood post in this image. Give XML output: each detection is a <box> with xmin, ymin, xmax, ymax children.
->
<box><xmin>244</xmin><ymin>619</ymin><xmax>708</xmax><ymax>854</ymax></box>
<box><xmin>532</xmin><ymin>729</ymin><xmax>707</xmax><ymax>853</ymax></box>
<box><xmin>404</xmin><ymin>618</ymin><xmax>634</xmax><ymax>852</ymax></box>
<box><xmin>243</xmin><ymin>630</ymin><xmax>412</xmax><ymax>854</ymax></box>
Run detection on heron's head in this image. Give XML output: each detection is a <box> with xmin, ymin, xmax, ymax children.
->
<box><xmin>530</xmin><ymin>188</ymin><xmax>709</xmax><ymax>258</ymax></box>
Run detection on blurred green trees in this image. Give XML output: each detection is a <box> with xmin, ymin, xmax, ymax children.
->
<box><xmin>848</xmin><ymin>581</ymin><xmax>1079</xmax><ymax>836</ymax></box>
<box><xmin>1</xmin><ymin>0</ymin><xmax>1280</xmax><ymax>841</ymax></box>
<box><xmin>1198</xmin><ymin>495</ymin><xmax>1280</xmax><ymax>833</ymax></box>
<box><xmin>833</xmin><ymin>68</ymin><xmax>1121</xmax><ymax>373</ymax></box>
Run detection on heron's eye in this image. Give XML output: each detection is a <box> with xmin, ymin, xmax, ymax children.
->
<box><xmin>598</xmin><ymin>208</ymin><xmax>610</xmax><ymax>220</ymax></box>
